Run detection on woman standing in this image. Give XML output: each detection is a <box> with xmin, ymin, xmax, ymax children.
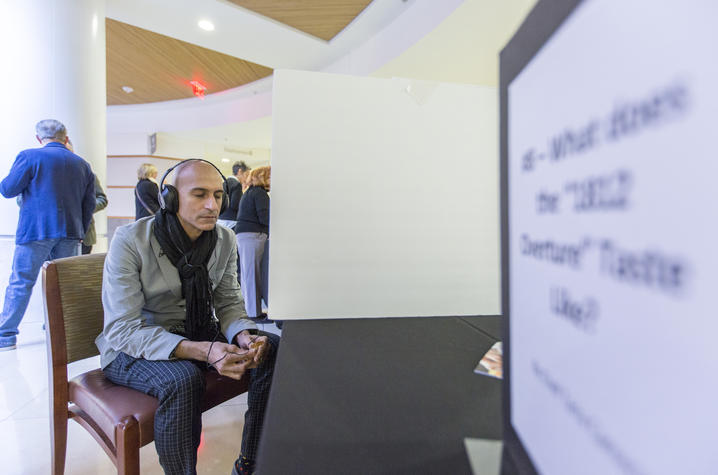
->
<box><xmin>235</xmin><ymin>166</ymin><xmax>270</xmax><ymax>318</ymax></box>
<box><xmin>134</xmin><ymin>163</ymin><xmax>160</xmax><ymax>220</ymax></box>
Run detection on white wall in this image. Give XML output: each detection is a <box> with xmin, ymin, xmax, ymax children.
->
<box><xmin>269</xmin><ymin>70</ymin><xmax>500</xmax><ymax>319</ymax></box>
<box><xmin>371</xmin><ymin>0</ymin><xmax>537</xmax><ymax>86</ymax></box>
<box><xmin>155</xmin><ymin>134</ymin><xmax>270</xmax><ymax>173</ymax></box>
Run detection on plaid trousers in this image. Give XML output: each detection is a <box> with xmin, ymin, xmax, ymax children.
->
<box><xmin>103</xmin><ymin>331</ymin><xmax>279</xmax><ymax>475</ymax></box>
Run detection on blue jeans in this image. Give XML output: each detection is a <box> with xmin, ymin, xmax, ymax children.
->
<box><xmin>0</xmin><ymin>238</ymin><xmax>80</xmax><ymax>345</ymax></box>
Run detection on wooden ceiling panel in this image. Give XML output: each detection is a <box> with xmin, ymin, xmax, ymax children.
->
<box><xmin>106</xmin><ymin>19</ymin><xmax>273</xmax><ymax>105</ymax></box>
<box><xmin>228</xmin><ymin>0</ymin><xmax>373</xmax><ymax>41</ymax></box>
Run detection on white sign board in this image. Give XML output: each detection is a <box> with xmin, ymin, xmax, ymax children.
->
<box><xmin>508</xmin><ymin>1</ymin><xmax>718</xmax><ymax>474</ymax></box>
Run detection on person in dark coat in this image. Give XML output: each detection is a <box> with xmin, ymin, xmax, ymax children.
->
<box><xmin>235</xmin><ymin>166</ymin><xmax>270</xmax><ymax>318</ymax></box>
<box><xmin>134</xmin><ymin>162</ymin><xmax>160</xmax><ymax>220</ymax></box>
<box><xmin>81</xmin><ymin>175</ymin><xmax>108</xmax><ymax>254</ymax></box>
<box><xmin>217</xmin><ymin>160</ymin><xmax>251</xmax><ymax>229</ymax></box>
<box><xmin>65</xmin><ymin>140</ymin><xmax>108</xmax><ymax>254</ymax></box>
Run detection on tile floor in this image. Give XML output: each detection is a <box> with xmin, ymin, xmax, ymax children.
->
<box><xmin>0</xmin><ymin>239</ymin><xmax>281</xmax><ymax>474</ymax></box>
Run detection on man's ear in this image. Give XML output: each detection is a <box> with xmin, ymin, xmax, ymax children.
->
<box><xmin>64</xmin><ymin>136</ymin><xmax>69</xmax><ymax>145</ymax></box>
<box><xmin>35</xmin><ymin>135</ymin><xmax>42</xmax><ymax>144</ymax></box>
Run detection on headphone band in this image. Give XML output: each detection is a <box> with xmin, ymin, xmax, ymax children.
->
<box><xmin>158</xmin><ymin>158</ymin><xmax>228</xmax><ymax>209</ymax></box>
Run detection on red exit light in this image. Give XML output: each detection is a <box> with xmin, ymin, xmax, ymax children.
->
<box><xmin>189</xmin><ymin>80</ymin><xmax>207</xmax><ymax>98</ymax></box>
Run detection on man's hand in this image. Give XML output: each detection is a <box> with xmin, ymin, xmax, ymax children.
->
<box><xmin>236</xmin><ymin>331</ymin><xmax>269</xmax><ymax>368</ymax></box>
<box><xmin>173</xmin><ymin>339</ymin><xmax>254</xmax><ymax>380</ymax></box>
<box><xmin>207</xmin><ymin>341</ymin><xmax>255</xmax><ymax>380</ymax></box>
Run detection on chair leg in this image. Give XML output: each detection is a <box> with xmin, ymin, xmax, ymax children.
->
<box><xmin>116</xmin><ymin>417</ymin><xmax>141</xmax><ymax>475</ymax></box>
<box><xmin>50</xmin><ymin>408</ymin><xmax>68</xmax><ymax>475</ymax></box>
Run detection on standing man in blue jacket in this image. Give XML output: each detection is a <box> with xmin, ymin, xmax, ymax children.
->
<box><xmin>0</xmin><ymin>119</ymin><xmax>95</xmax><ymax>350</ymax></box>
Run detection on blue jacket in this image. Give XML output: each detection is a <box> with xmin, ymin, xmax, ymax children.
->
<box><xmin>0</xmin><ymin>142</ymin><xmax>95</xmax><ymax>244</ymax></box>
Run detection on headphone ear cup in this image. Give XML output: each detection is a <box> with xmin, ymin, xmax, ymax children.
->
<box><xmin>161</xmin><ymin>184</ymin><xmax>179</xmax><ymax>213</ymax></box>
<box><xmin>220</xmin><ymin>193</ymin><xmax>228</xmax><ymax>214</ymax></box>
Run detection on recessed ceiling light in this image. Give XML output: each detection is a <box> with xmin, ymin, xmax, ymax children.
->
<box><xmin>121</xmin><ymin>86</ymin><xmax>134</xmax><ymax>93</ymax></box>
<box><xmin>221</xmin><ymin>158</ymin><xmax>230</xmax><ymax>163</ymax></box>
<box><xmin>198</xmin><ymin>20</ymin><xmax>215</xmax><ymax>31</ymax></box>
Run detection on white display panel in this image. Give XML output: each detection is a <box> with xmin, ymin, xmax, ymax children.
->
<box><xmin>270</xmin><ymin>70</ymin><xmax>500</xmax><ymax>319</ymax></box>
<box><xmin>508</xmin><ymin>1</ymin><xmax>717</xmax><ymax>474</ymax></box>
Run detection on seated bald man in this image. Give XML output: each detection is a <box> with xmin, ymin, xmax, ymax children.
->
<box><xmin>95</xmin><ymin>159</ymin><xmax>278</xmax><ymax>475</ymax></box>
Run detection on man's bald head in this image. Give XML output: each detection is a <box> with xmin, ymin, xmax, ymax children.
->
<box><xmin>170</xmin><ymin>159</ymin><xmax>226</xmax><ymax>241</ymax></box>
<box><xmin>173</xmin><ymin>159</ymin><xmax>222</xmax><ymax>189</ymax></box>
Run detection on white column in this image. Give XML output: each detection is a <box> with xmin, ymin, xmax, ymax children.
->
<box><xmin>0</xmin><ymin>0</ymin><xmax>107</xmax><ymax>249</ymax></box>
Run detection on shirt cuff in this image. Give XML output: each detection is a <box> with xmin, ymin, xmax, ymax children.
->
<box><xmin>168</xmin><ymin>338</ymin><xmax>187</xmax><ymax>360</ymax></box>
<box><xmin>226</xmin><ymin>318</ymin><xmax>259</xmax><ymax>345</ymax></box>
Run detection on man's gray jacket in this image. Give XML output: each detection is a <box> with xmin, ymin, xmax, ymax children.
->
<box><xmin>95</xmin><ymin>216</ymin><xmax>257</xmax><ymax>368</ymax></box>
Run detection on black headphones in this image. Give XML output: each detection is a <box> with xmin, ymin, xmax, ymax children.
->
<box><xmin>158</xmin><ymin>158</ymin><xmax>229</xmax><ymax>214</ymax></box>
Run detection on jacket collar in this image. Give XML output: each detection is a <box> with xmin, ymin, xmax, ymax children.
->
<box><xmin>150</xmin><ymin>232</ymin><xmax>182</xmax><ymax>298</ymax></box>
<box><xmin>44</xmin><ymin>142</ymin><xmax>67</xmax><ymax>149</ymax></box>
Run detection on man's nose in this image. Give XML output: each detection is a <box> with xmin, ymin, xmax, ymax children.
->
<box><xmin>205</xmin><ymin>196</ymin><xmax>219</xmax><ymax>211</ymax></box>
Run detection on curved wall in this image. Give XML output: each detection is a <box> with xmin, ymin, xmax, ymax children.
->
<box><xmin>106</xmin><ymin>0</ymin><xmax>465</xmax><ymax>136</ymax></box>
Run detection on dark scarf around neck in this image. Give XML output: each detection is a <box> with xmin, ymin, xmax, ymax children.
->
<box><xmin>153</xmin><ymin>210</ymin><xmax>219</xmax><ymax>341</ymax></box>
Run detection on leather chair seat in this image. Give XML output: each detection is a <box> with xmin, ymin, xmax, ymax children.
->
<box><xmin>69</xmin><ymin>369</ymin><xmax>158</xmax><ymax>446</ymax></box>
<box><xmin>69</xmin><ymin>368</ymin><xmax>250</xmax><ymax>447</ymax></box>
